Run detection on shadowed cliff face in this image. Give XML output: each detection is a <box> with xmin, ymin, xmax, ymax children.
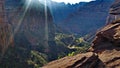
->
<box><xmin>0</xmin><ymin>0</ymin><xmax>13</xmax><ymax>55</ymax></box>
<box><xmin>6</xmin><ymin>0</ymin><xmax>55</xmax><ymax>52</ymax></box>
<box><xmin>0</xmin><ymin>0</ymin><xmax>57</xmax><ymax>67</ymax></box>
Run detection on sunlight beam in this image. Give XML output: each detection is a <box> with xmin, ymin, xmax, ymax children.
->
<box><xmin>44</xmin><ymin>0</ymin><xmax>49</xmax><ymax>52</ymax></box>
<box><xmin>8</xmin><ymin>0</ymin><xmax>32</xmax><ymax>49</ymax></box>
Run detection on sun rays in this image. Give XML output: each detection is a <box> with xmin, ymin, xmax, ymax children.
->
<box><xmin>13</xmin><ymin>0</ymin><xmax>50</xmax><ymax>51</ymax></box>
<box><xmin>0</xmin><ymin>0</ymin><xmax>51</xmax><ymax>56</ymax></box>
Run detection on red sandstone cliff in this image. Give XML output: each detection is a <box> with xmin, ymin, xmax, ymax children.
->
<box><xmin>0</xmin><ymin>0</ymin><xmax>13</xmax><ymax>54</ymax></box>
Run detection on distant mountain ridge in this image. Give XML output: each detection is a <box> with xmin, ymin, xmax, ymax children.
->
<box><xmin>50</xmin><ymin>0</ymin><xmax>114</xmax><ymax>36</ymax></box>
<box><xmin>49</xmin><ymin>1</ymin><xmax>87</xmax><ymax>23</ymax></box>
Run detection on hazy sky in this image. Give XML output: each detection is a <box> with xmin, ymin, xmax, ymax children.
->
<box><xmin>52</xmin><ymin>0</ymin><xmax>94</xmax><ymax>4</ymax></box>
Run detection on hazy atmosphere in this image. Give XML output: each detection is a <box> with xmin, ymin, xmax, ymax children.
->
<box><xmin>0</xmin><ymin>0</ymin><xmax>120</xmax><ymax>68</ymax></box>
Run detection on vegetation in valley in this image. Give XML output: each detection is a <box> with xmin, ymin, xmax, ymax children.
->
<box><xmin>55</xmin><ymin>33</ymin><xmax>90</xmax><ymax>58</ymax></box>
<box><xmin>0</xmin><ymin>33</ymin><xmax>90</xmax><ymax>68</ymax></box>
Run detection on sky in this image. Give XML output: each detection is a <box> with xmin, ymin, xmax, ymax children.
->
<box><xmin>52</xmin><ymin>0</ymin><xmax>94</xmax><ymax>4</ymax></box>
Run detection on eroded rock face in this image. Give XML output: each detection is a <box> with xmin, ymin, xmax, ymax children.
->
<box><xmin>109</xmin><ymin>0</ymin><xmax>120</xmax><ymax>15</ymax></box>
<box><xmin>99</xmin><ymin>50</ymin><xmax>120</xmax><ymax>68</ymax></box>
<box><xmin>0</xmin><ymin>0</ymin><xmax>14</xmax><ymax>54</ymax></box>
<box><xmin>107</xmin><ymin>0</ymin><xmax>120</xmax><ymax>24</ymax></box>
<box><xmin>89</xmin><ymin>21</ymin><xmax>120</xmax><ymax>52</ymax></box>
<box><xmin>88</xmin><ymin>19</ymin><xmax>120</xmax><ymax>68</ymax></box>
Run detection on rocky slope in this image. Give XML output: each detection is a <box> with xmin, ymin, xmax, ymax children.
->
<box><xmin>43</xmin><ymin>0</ymin><xmax>120</xmax><ymax>68</ymax></box>
<box><xmin>43</xmin><ymin>52</ymin><xmax>104</xmax><ymax>68</ymax></box>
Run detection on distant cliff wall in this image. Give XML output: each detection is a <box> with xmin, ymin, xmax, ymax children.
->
<box><xmin>6</xmin><ymin>0</ymin><xmax>55</xmax><ymax>52</ymax></box>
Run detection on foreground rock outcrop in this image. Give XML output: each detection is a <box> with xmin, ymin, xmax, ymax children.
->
<box><xmin>99</xmin><ymin>50</ymin><xmax>120</xmax><ymax>68</ymax></box>
<box><xmin>43</xmin><ymin>52</ymin><xmax>105</xmax><ymax>68</ymax></box>
<box><xmin>89</xmin><ymin>21</ymin><xmax>120</xmax><ymax>52</ymax></box>
<box><xmin>43</xmin><ymin>0</ymin><xmax>120</xmax><ymax>68</ymax></box>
